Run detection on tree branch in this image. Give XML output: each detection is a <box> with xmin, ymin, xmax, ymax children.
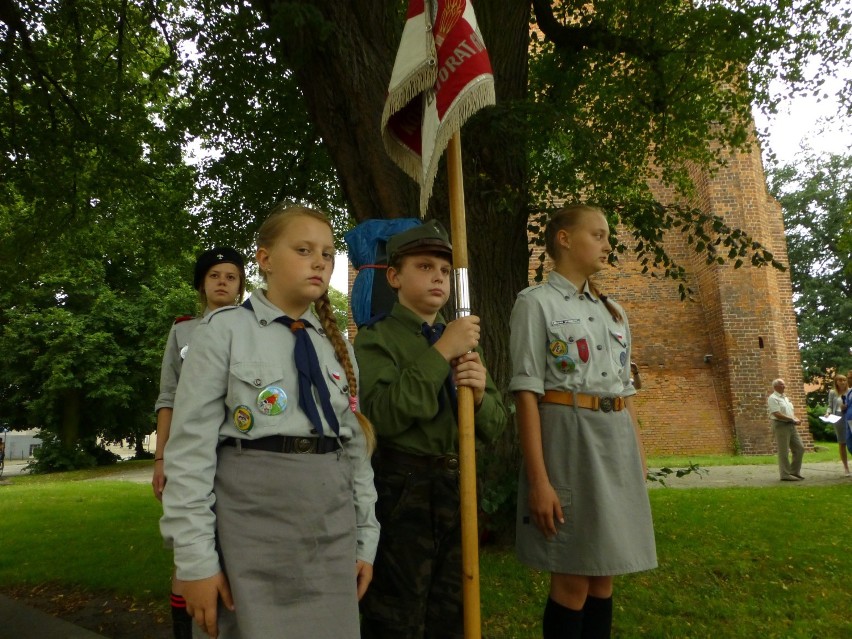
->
<box><xmin>0</xmin><ymin>0</ymin><xmax>89</xmax><ymax>129</ymax></box>
<box><xmin>531</xmin><ymin>0</ymin><xmax>660</xmax><ymax>61</ymax></box>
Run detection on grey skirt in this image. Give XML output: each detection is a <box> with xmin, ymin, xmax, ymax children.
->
<box><xmin>516</xmin><ymin>403</ymin><xmax>657</xmax><ymax>576</ymax></box>
<box><xmin>833</xmin><ymin>418</ymin><xmax>847</xmax><ymax>443</ymax></box>
<box><xmin>214</xmin><ymin>445</ymin><xmax>359</xmax><ymax>639</ymax></box>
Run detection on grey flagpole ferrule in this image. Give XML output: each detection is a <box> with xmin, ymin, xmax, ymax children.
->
<box><xmin>454</xmin><ymin>267</ymin><xmax>471</xmax><ymax>318</ymax></box>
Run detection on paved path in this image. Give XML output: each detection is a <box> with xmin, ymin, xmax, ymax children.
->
<box><xmin>1</xmin><ymin>458</ymin><xmax>31</xmax><ymax>478</ymax></box>
<box><xmin>647</xmin><ymin>460</ymin><xmax>852</xmax><ymax>489</ymax></box>
<box><xmin>0</xmin><ymin>593</ymin><xmax>107</xmax><ymax>638</ymax></box>
<box><xmin>78</xmin><ymin>457</ymin><xmax>852</xmax><ymax>490</ymax></box>
<box><xmin>6</xmin><ymin>456</ymin><xmax>851</xmax><ymax>490</ymax></box>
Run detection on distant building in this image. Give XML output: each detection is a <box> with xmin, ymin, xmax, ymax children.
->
<box><xmin>3</xmin><ymin>429</ymin><xmax>42</xmax><ymax>460</ymax></box>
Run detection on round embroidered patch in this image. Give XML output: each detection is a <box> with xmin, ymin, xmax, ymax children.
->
<box><xmin>233</xmin><ymin>405</ymin><xmax>254</xmax><ymax>432</ymax></box>
<box><xmin>549</xmin><ymin>340</ymin><xmax>568</xmax><ymax>357</ymax></box>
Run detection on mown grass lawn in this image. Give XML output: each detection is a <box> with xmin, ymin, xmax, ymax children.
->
<box><xmin>0</xmin><ymin>465</ymin><xmax>849</xmax><ymax>638</ymax></box>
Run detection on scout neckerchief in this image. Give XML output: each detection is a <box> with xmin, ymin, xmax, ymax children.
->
<box><xmin>243</xmin><ymin>298</ymin><xmax>340</xmax><ymax>437</ymax></box>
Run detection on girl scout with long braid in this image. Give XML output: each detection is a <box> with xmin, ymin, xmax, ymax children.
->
<box><xmin>161</xmin><ymin>203</ymin><xmax>379</xmax><ymax>639</ymax></box>
<box><xmin>509</xmin><ymin>204</ymin><xmax>657</xmax><ymax>639</ymax></box>
<box><xmin>153</xmin><ymin>246</ymin><xmax>245</xmax><ymax>639</ymax></box>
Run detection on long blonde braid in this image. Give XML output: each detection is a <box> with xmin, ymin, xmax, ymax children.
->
<box><xmin>314</xmin><ymin>292</ymin><xmax>377</xmax><ymax>452</ymax></box>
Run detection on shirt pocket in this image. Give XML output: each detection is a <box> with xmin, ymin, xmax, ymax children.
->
<box><xmin>325</xmin><ymin>364</ymin><xmax>356</xmax><ymax>415</ymax></box>
<box><xmin>325</xmin><ymin>364</ymin><xmax>350</xmax><ymax>396</ymax></box>
<box><xmin>608</xmin><ymin>329</ymin><xmax>629</xmax><ymax>371</ymax></box>
<box><xmin>227</xmin><ymin>361</ymin><xmax>289</xmax><ymax>419</ymax></box>
<box><xmin>545</xmin><ymin>324</ymin><xmax>589</xmax><ymax>373</ymax></box>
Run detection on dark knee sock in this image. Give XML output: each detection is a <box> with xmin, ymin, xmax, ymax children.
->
<box><xmin>170</xmin><ymin>593</ymin><xmax>193</xmax><ymax>639</ymax></box>
<box><xmin>580</xmin><ymin>595</ymin><xmax>613</xmax><ymax>639</ymax></box>
<box><xmin>543</xmin><ymin>596</ymin><xmax>584</xmax><ymax>639</ymax></box>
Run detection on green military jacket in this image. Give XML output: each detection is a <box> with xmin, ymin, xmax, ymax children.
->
<box><xmin>354</xmin><ymin>302</ymin><xmax>507</xmax><ymax>456</ymax></box>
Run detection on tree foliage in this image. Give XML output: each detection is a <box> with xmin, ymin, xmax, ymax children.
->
<box><xmin>174</xmin><ymin>0</ymin><xmax>852</xmax><ymax>376</ymax></box>
<box><xmin>0</xmin><ymin>0</ymin><xmax>200</xmax><ymax>454</ymax></box>
<box><xmin>2</xmin><ymin>0</ymin><xmax>852</xmax><ymax>464</ymax></box>
<box><xmin>768</xmin><ymin>152</ymin><xmax>852</xmax><ymax>383</ymax></box>
<box><xmin>327</xmin><ymin>286</ymin><xmax>350</xmax><ymax>335</ymax></box>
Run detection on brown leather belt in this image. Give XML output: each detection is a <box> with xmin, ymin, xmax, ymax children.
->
<box><xmin>223</xmin><ymin>436</ymin><xmax>340</xmax><ymax>454</ymax></box>
<box><xmin>377</xmin><ymin>446</ymin><xmax>460</xmax><ymax>473</ymax></box>
<box><xmin>540</xmin><ymin>390</ymin><xmax>626</xmax><ymax>412</ymax></box>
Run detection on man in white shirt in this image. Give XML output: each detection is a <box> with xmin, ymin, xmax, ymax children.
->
<box><xmin>767</xmin><ymin>378</ymin><xmax>805</xmax><ymax>481</ymax></box>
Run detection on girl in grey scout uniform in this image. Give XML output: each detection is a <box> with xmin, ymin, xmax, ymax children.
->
<box><xmin>153</xmin><ymin>246</ymin><xmax>245</xmax><ymax>639</ymax></box>
<box><xmin>509</xmin><ymin>204</ymin><xmax>656</xmax><ymax>639</ymax></box>
<box><xmin>161</xmin><ymin>204</ymin><xmax>379</xmax><ymax>639</ymax></box>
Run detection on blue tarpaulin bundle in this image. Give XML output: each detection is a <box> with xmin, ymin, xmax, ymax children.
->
<box><xmin>344</xmin><ymin>218</ymin><xmax>421</xmax><ymax>327</ymax></box>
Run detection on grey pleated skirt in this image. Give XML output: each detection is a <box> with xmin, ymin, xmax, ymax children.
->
<box><xmin>516</xmin><ymin>403</ymin><xmax>657</xmax><ymax>576</ymax></box>
<box><xmin>213</xmin><ymin>445</ymin><xmax>360</xmax><ymax>639</ymax></box>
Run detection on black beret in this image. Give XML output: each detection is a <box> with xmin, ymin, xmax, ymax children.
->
<box><xmin>193</xmin><ymin>247</ymin><xmax>245</xmax><ymax>290</ymax></box>
<box><xmin>386</xmin><ymin>219</ymin><xmax>453</xmax><ymax>262</ymax></box>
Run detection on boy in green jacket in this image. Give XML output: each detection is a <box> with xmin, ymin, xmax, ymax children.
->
<box><xmin>355</xmin><ymin>220</ymin><xmax>508</xmax><ymax>639</ymax></box>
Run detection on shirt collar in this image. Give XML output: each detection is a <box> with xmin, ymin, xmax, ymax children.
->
<box><xmin>545</xmin><ymin>271</ymin><xmax>597</xmax><ymax>302</ymax></box>
<box><xmin>248</xmin><ymin>289</ymin><xmax>320</xmax><ymax>329</ymax></box>
<box><xmin>390</xmin><ymin>302</ymin><xmax>447</xmax><ymax>334</ymax></box>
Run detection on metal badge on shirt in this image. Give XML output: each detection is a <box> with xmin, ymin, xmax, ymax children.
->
<box><xmin>257</xmin><ymin>386</ymin><xmax>287</xmax><ymax>416</ymax></box>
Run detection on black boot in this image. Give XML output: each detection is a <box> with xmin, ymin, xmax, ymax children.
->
<box><xmin>543</xmin><ymin>596</ymin><xmax>584</xmax><ymax>639</ymax></box>
<box><xmin>580</xmin><ymin>595</ymin><xmax>612</xmax><ymax>639</ymax></box>
<box><xmin>171</xmin><ymin>593</ymin><xmax>193</xmax><ymax>639</ymax></box>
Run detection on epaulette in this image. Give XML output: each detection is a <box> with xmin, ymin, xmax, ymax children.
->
<box><xmin>173</xmin><ymin>314</ymin><xmax>195</xmax><ymax>324</ymax></box>
<box><xmin>204</xmin><ymin>305</ymin><xmax>242</xmax><ymax>323</ymax></box>
<box><xmin>516</xmin><ymin>284</ymin><xmax>543</xmax><ymax>298</ymax></box>
<box><xmin>361</xmin><ymin>312</ymin><xmax>388</xmax><ymax>328</ymax></box>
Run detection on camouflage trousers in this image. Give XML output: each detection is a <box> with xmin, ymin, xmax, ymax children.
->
<box><xmin>360</xmin><ymin>460</ymin><xmax>463</xmax><ymax>639</ymax></box>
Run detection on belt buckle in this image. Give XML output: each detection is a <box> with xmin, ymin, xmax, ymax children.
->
<box><xmin>599</xmin><ymin>397</ymin><xmax>613</xmax><ymax>413</ymax></box>
<box><xmin>294</xmin><ymin>437</ymin><xmax>314</xmax><ymax>454</ymax></box>
<box><xmin>444</xmin><ymin>455</ymin><xmax>460</xmax><ymax>472</ymax></box>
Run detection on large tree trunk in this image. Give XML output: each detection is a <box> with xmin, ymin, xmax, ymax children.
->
<box><xmin>59</xmin><ymin>390</ymin><xmax>81</xmax><ymax>449</ymax></box>
<box><xmin>261</xmin><ymin>0</ymin><xmax>532</xmax><ymax>392</ymax></box>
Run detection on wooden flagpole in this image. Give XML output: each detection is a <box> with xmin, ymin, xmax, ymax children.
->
<box><xmin>446</xmin><ymin>130</ymin><xmax>481</xmax><ymax>639</ymax></box>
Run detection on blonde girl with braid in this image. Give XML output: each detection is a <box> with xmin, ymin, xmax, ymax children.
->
<box><xmin>160</xmin><ymin>203</ymin><xmax>378</xmax><ymax>639</ymax></box>
<box><xmin>510</xmin><ymin>204</ymin><xmax>657</xmax><ymax>639</ymax></box>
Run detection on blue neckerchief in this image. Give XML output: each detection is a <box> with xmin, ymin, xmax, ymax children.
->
<box><xmin>243</xmin><ymin>299</ymin><xmax>339</xmax><ymax>437</ymax></box>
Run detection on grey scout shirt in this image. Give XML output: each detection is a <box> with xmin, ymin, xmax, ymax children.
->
<box><xmin>509</xmin><ymin>271</ymin><xmax>635</xmax><ymax>398</ymax></box>
<box><xmin>160</xmin><ymin>289</ymin><xmax>379</xmax><ymax>581</ymax></box>
<box><xmin>154</xmin><ymin>309</ymin><xmax>212</xmax><ymax>413</ymax></box>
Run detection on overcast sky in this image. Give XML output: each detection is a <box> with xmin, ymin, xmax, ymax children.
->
<box><xmin>756</xmin><ymin>67</ymin><xmax>851</xmax><ymax>166</ymax></box>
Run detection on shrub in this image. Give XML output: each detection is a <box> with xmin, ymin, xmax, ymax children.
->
<box><xmin>807</xmin><ymin>404</ymin><xmax>834</xmax><ymax>441</ymax></box>
<box><xmin>25</xmin><ymin>429</ymin><xmax>120</xmax><ymax>474</ymax></box>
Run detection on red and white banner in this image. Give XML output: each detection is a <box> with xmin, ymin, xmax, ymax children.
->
<box><xmin>381</xmin><ymin>0</ymin><xmax>495</xmax><ymax>215</ymax></box>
